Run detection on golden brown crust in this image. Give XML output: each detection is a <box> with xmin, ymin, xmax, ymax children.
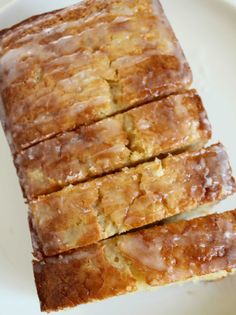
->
<box><xmin>16</xmin><ymin>90</ymin><xmax>211</xmax><ymax>200</ymax></box>
<box><xmin>0</xmin><ymin>0</ymin><xmax>192</xmax><ymax>153</ymax></box>
<box><xmin>33</xmin><ymin>209</ymin><xmax>236</xmax><ymax>312</ymax></box>
<box><xmin>29</xmin><ymin>143</ymin><xmax>236</xmax><ymax>256</ymax></box>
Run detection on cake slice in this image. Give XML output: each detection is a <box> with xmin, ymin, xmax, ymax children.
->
<box><xmin>33</xmin><ymin>209</ymin><xmax>236</xmax><ymax>312</ymax></box>
<box><xmin>16</xmin><ymin>90</ymin><xmax>211</xmax><ymax>200</ymax></box>
<box><xmin>0</xmin><ymin>0</ymin><xmax>192</xmax><ymax>153</ymax></box>
<box><xmin>29</xmin><ymin>143</ymin><xmax>236</xmax><ymax>257</ymax></box>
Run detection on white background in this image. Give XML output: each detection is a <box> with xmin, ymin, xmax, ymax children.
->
<box><xmin>0</xmin><ymin>1</ymin><xmax>236</xmax><ymax>314</ymax></box>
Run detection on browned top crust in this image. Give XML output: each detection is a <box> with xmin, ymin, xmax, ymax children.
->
<box><xmin>16</xmin><ymin>90</ymin><xmax>211</xmax><ymax>200</ymax></box>
<box><xmin>29</xmin><ymin>143</ymin><xmax>236</xmax><ymax>257</ymax></box>
<box><xmin>0</xmin><ymin>0</ymin><xmax>192</xmax><ymax>153</ymax></box>
<box><xmin>33</xmin><ymin>209</ymin><xmax>236</xmax><ymax>312</ymax></box>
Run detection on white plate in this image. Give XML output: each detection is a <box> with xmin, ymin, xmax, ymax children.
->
<box><xmin>0</xmin><ymin>0</ymin><xmax>236</xmax><ymax>314</ymax></box>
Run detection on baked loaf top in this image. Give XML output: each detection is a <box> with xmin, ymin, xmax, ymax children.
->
<box><xmin>33</xmin><ymin>209</ymin><xmax>236</xmax><ymax>312</ymax></box>
<box><xmin>0</xmin><ymin>0</ymin><xmax>191</xmax><ymax>153</ymax></box>
<box><xmin>30</xmin><ymin>143</ymin><xmax>236</xmax><ymax>257</ymax></box>
<box><xmin>16</xmin><ymin>90</ymin><xmax>211</xmax><ymax>200</ymax></box>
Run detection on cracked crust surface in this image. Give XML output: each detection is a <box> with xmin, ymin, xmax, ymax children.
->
<box><xmin>0</xmin><ymin>0</ymin><xmax>192</xmax><ymax>153</ymax></box>
<box><xmin>16</xmin><ymin>90</ymin><xmax>211</xmax><ymax>200</ymax></box>
<box><xmin>29</xmin><ymin>143</ymin><xmax>236</xmax><ymax>256</ymax></box>
<box><xmin>33</xmin><ymin>209</ymin><xmax>236</xmax><ymax>312</ymax></box>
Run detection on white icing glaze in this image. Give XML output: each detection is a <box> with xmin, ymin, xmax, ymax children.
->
<box><xmin>0</xmin><ymin>3</ymin><xmax>110</xmax><ymax>47</ymax></box>
<box><xmin>137</xmin><ymin>119</ymin><xmax>151</xmax><ymax>130</ymax></box>
<box><xmin>0</xmin><ymin>12</ymin><xmax>162</xmax><ymax>86</ymax></box>
<box><xmin>29</xmin><ymin>143</ymin><xmax>235</xmax><ymax>256</ymax></box>
<box><xmin>119</xmin><ymin>234</ymin><xmax>167</xmax><ymax>271</ymax></box>
<box><xmin>0</xmin><ymin>5</ymin><xmax>182</xmax><ymax>88</ymax></box>
<box><xmin>0</xmin><ymin>0</ymin><xmax>192</xmax><ymax>151</ymax></box>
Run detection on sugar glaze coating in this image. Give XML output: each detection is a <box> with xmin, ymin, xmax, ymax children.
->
<box><xmin>30</xmin><ymin>144</ymin><xmax>236</xmax><ymax>256</ymax></box>
<box><xmin>33</xmin><ymin>209</ymin><xmax>236</xmax><ymax>312</ymax></box>
<box><xmin>0</xmin><ymin>0</ymin><xmax>192</xmax><ymax>152</ymax></box>
<box><xmin>16</xmin><ymin>90</ymin><xmax>211</xmax><ymax>199</ymax></box>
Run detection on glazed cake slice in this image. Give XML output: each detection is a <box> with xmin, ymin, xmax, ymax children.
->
<box><xmin>29</xmin><ymin>143</ymin><xmax>236</xmax><ymax>257</ymax></box>
<box><xmin>16</xmin><ymin>90</ymin><xmax>211</xmax><ymax>200</ymax></box>
<box><xmin>33</xmin><ymin>209</ymin><xmax>236</xmax><ymax>312</ymax></box>
<box><xmin>0</xmin><ymin>0</ymin><xmax>192</xmax><ymax>153</ymax></box>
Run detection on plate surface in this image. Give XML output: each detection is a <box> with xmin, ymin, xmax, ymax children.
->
<box><xmin>0</xmin><ymin>0</ymin><xmax>236</xmax><ymax>314</ymax></box>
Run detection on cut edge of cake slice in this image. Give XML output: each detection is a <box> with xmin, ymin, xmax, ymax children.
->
<box><xmin>33</xmin><ymin>209</ymin><xmax>236</xmax><ymax>312</ymax></box>
<box><xmin>29</xmin><ymin>143</ymin><xmax>236</xmax><ymax>257</ymax></box>
<box><xmin>0</xmin><ymin>0</ymin><xmax>192</xmax><ymax>153</ymax></box>
<box><xmin>16</xmin><ymin>89</ymin><xmax>211</xmax><ymax>200</ymax></box>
